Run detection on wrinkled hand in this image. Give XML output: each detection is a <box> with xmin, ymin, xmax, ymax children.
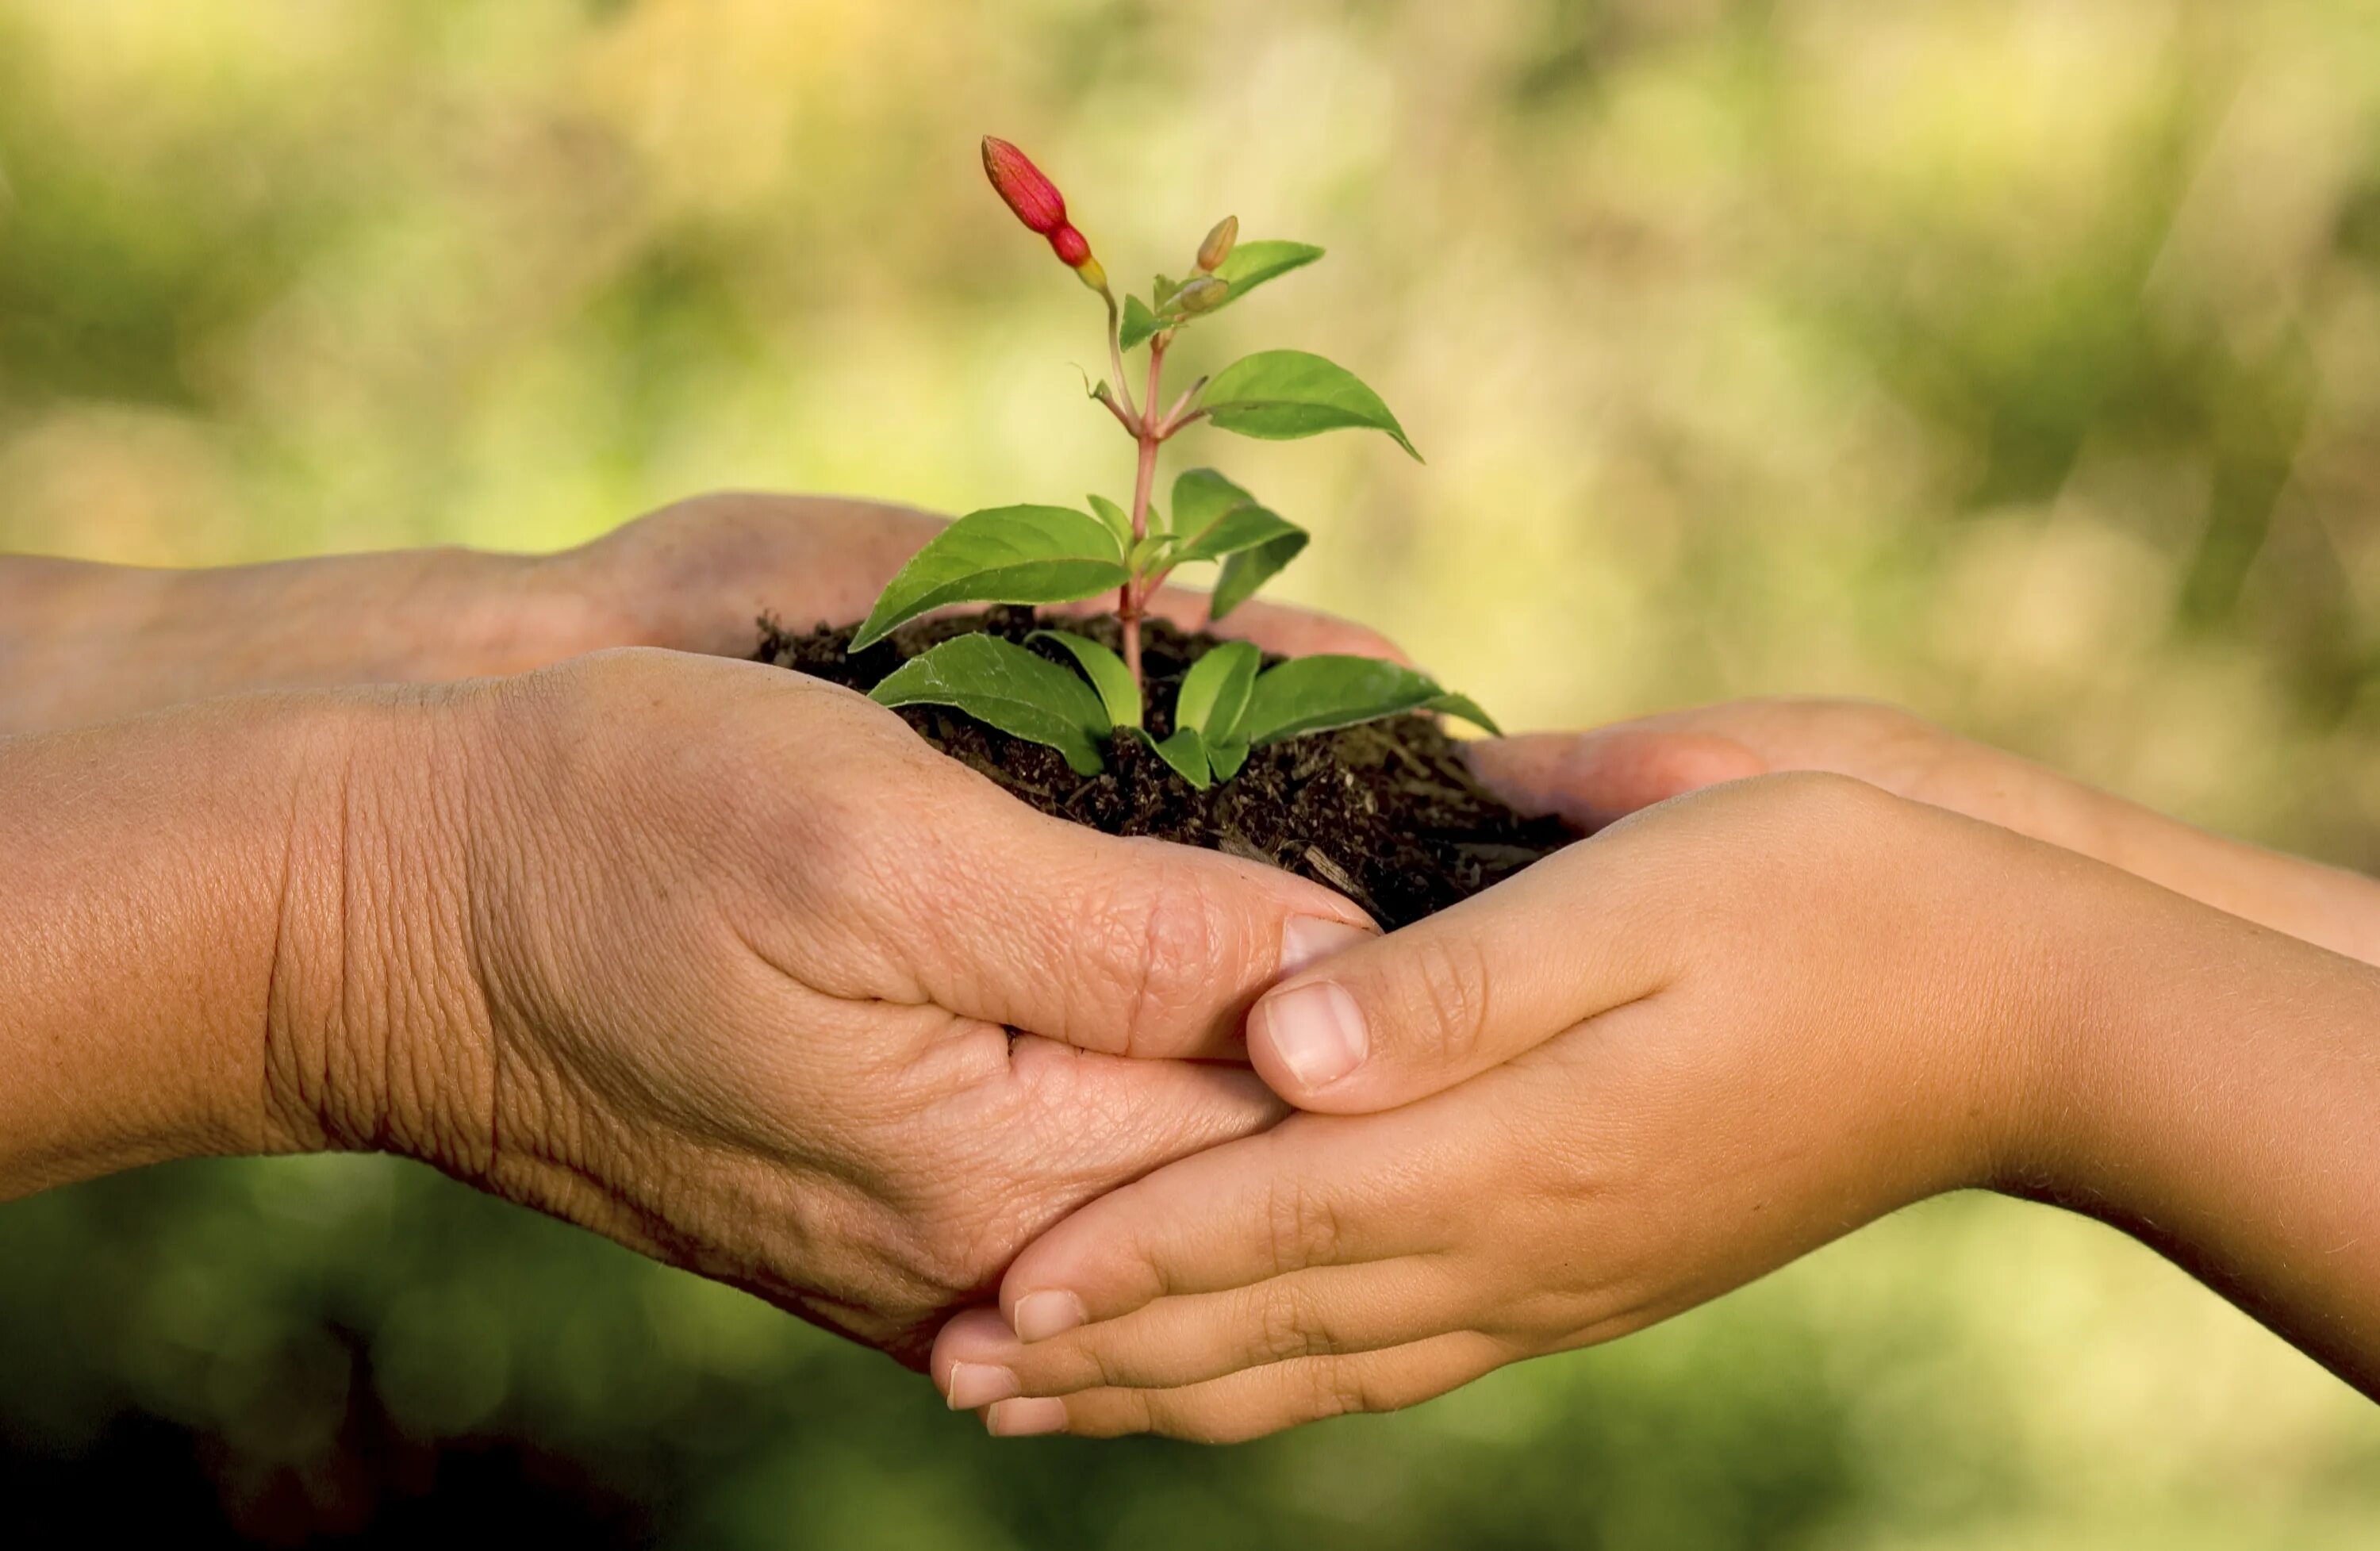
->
<box><xmin>273</xmin><ymin>647</ymin><xmax>1374</xmax><ymax>1365</ymax></box>
<box><xmin>3</xmin><ymin>490</ymin><xmax>1399</xmax><ymax>735</ymax></box>
<box><xmin>570</xmin><ymin>491</ymin><xmax>1408</xmax><ymax>663</ymax></box>
<box><xmin>931</xmin><ymin>774</ymin><xmax>2086</xmax><ymax>1437</ymax></box>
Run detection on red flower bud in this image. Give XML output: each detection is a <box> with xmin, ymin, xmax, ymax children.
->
<box><xmin>982</xmin><ymin>135</ymin><xmax>1109</xmax><ymax>291</ymax></box>
<box><xmin>982</xmin><ymin>136</ymin><xmax>1068</xmax><ymax>235</ymax></box>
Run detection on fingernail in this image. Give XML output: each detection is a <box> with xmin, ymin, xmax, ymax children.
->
<box><xmin>1253</xmin><ymin>981</ymin><xmax>1368</xmax><ymax>1089</ymax></box>
<box><xmin>985</xmin><ymin>1396</ymin><xmax>1069</xmax><ymax>1438</ymax></box>
<box><xmin>1280</xmin><ymin>916</ymin><xmax>1372</xmax><ymax>977</ymax></box>
<box><xmin>1011</xmin><ymin>1290</ymin><xmax>1086</xmax><ymax>1342</ymax></box>
<box><xmin>946</xmin><ymin>1362</ymin><xmax>1021</xmax><ymax>1411</ymax></box>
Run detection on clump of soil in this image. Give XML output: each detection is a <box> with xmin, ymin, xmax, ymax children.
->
<box><xmin>756</xmin><ymin>607</ymin><xmax>1580</xmax><ymax>928</ymax></box>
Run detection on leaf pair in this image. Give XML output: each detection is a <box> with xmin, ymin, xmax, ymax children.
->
<box><xmin>871</xmin><ymin>628</ymin><xmax>1499</xmax><ymax>789</ymax></box>
<box><xmin>1121</xmin><ymin>239</ymin><xmax>1325</xmax><ymax>349</ymax></box>
<box><xmin>851</xmin><ymin>467</ymin><xmax>1313</xmax><ymax>650</ymax></box>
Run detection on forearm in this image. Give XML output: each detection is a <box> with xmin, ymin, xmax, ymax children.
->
<box><xmin>0</xmin><ymin>550</ymin><xmax>596</xmax><ymax>736</ymax></box>
<box><xmin>2021</xmin><ymin>867</ymin><xmax>2380</xmax><ymax>1395</ymax></box>
<box><xmin>0</xmin><ymin>690</ymin><xmax>467</xmax><ymax>1196</ymax></box>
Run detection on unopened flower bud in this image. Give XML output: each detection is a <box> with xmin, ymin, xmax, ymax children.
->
<box><xmin>1173</xmin><ymin>275</ymin><xmax>1230</xmax><ymax>314</ymax></box>
<box><xmin>982</xmin><ymin>135</ymin><xmax>1109</xmax><ymax>291</ymax></box>
<box><xmin>1196</xmin><ymin>215</ymin><xmax>1238</xmax><ymax>274</ymax></box>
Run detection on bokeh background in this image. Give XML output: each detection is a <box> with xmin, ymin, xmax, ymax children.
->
<box><xmin>6</xmin><ymin>0</ymin><xmax>2380</xmax><ymax>1544</ymax></box>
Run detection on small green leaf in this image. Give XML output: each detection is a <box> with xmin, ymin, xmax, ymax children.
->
<box><xmin>1206</xmin><ymin>240</ymin><xmax>1324</xmax><ymax>308</ymax></box>
<box><xmin>1088</xmin><ymin>493</ymin><xmax>1134</xmax><ymax>550</ymax></box>
<box><xmin>1175</xmin><ymin>640</ymin><xmax>1261</xmax><ymax>739</ymax></box>
<box><xmin>1423</xmin><ymin>692</ymin><xmax>1501</xmax><ymax>735</ymax></box>
<box><xmin>1029</xmin><ymin>630</ymin><xmax>1141</xmax><ymax>729</ymax></box>
<box><xmin>1207</xmin><ymin>737</ymin><xmax>1250</xmax><ymax>781</ymax></box>
<box><xmin>853</xmin><ymin>505</ymin><xmax>1127</xmax><ymax>650</ymax></box>
<box><xmin>1153</xmin><ymin>274</ymin><xmax>1182</xmax><ymax>309</ymax></box>
<box><xmin>1238</xmin><ymin>656</ymin><xmax>1494</xmax><ymax>746</ymax></box>
<box><xmin>1138</xmin><ymin>725</ymin><xmax>1212</xmax><ymax>789</ymax></box>
<box><xmin>1211</xmin><ymin>531</ymin><xmax>1309</xmax><ymax>619</ymax></box>
<box><xmin>1120</xmin><ymin>295</ymin><xmax>1164</xmax><ymax>351</ymax></box>
<box><xmin>1174</xmin><ymin>503</ymin><xmax>1306</xmax><ymax>567</ymax></box>
<box><xmin>1128</xmin><ymin>532</ymin><xmax>1175</xmax><ymax>572</ymax></box>
<box><xmin>1171</xmin><ymin>469</ymin><xmax>1256</xmax><ymax>536</ymax></box>
<box><xmin>1203</xmin><ymin>350</ymin><xmax>1421</xmax><ymax>460</ymax></box>
<box><xmin>869</xmin><ymin>634</ymin><xmax>1109</xmax><ymax>775</ymax></box>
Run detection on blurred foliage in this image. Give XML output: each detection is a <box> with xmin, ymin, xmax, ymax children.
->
<box><xmin>5</xmin><ymin>0</ymin><xmax>2380</xmax><ymax>1544</ymax></box>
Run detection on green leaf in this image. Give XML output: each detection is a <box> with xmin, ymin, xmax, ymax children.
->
<box><xmin>1170</xmin><ymin>469</ymin><xmax>1256</xmax><ymax>536</ymax></box>
<box><xmin>851</xmin><ymin>505</ymin><xmax>1127</xmax><ymax>650</ymax></box>
<box><xmin>1211</xmin><ymin>531</ymin><xmax>1309</xmax><ymax>619</ymax></box>
<box><xmin>1173</xmin><ymin>502</ymin><xmax>1305</xmax><ymax>566</ymax></box>
<box><xmin>869</xmin><ymin>634</ymin><xmax>1110</xmax><ymax>775</ymax></box>
<box><xmin>1128</xmin><ymin>532</ymin><xmax>1174</xmax><ymax>572</ymax></box>
<box><xmin>1029</xmin><ymin>630</ymin><xmax>1141</xmax><ymax>729</ymax></box>
<box><xmin>1087</xmin><ymin>493</ymin><xmax>1134</xmax><ymax>551</ymax></box>
<box><xmin>1202</xmin><ymin>350</ymin><xmax>1421</xmax><ymax>460</ymax></box>
<box><xmin>1174</xmin><ymin>640</ymin><xmax>1261</xmax><ymax>739</ymax></box>
<box><xmin>1207</xmin><ymin>736</ymin><xmax>1250</xmax><ymax>781</ymax></box>
<box><xmin>1423</xmin><ymin>692</ymin><xmax>1501</xmax><ymax>735</ymax></box>
<box><xmin>1138</xmin><ymin>726</ymin><xmax>1212</xmax><ymax>789</ymax></box>
<box><xmin>1206</xmin><ymin>240</ymin><xmax>1324</xmax><ymax>308</ymax></box>
<box><xmin>1238</xmin><ymin>656</ymin><xmax>1495</xmax><ymax>746</ymax></box>
<box><xmin>1120</xmin><ymin>295</ymin><xmax>1164</xmax><ymax>351</ymax></box>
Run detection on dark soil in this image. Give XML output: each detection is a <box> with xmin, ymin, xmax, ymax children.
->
<box><xmin>756</xmin><ymin>607</ymin><xmax>1580</xmax><ymax>928</ymax></box>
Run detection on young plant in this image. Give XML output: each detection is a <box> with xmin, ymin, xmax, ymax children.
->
<box><xmin>853</xmin><ymin>136</ymin><xmax>1493</xmax><ymax>789</ymax></box>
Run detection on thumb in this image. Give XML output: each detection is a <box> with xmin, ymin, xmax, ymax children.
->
<box><xmin>1243</xmin><ymin>835</ymin><xmax>1673</xmax><ymax>1112</ymax></box>
<box><xmin>1467</xmin><ymin>726</ymin><xmax>1767</xmax><ymax>830</ymax></box>
<box><xmin>907</xmin><ymin>796</ymin><xmax>1379</xmax><ymax>1062</ymax></box>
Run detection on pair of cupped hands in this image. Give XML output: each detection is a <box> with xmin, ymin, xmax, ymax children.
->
<box><xmin>34</xmin><ymin>493</ymin><xmax>2367</xmax><ymax>1439</ymax></box>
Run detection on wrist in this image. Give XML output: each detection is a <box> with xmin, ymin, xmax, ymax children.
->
<box><xmin>259</xmin><ymin>683</ymin><xmax>502</xmax><ymax>1177</ymax></box>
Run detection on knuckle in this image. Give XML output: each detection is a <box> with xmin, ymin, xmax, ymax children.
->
<box><xmin>1096</xmin><ymin>857</ymin><xmax>1236</xmax><ymax>1056</ymax></box>
<box><xmin>1306</xmin><ymin>1357</ymin><xmax>1380</xmax><ymax>1420</ymax></box>
<box><xmin>1254</xmin><ymin>1279</ymin><xmax>1330</xmax><ymax>1364</ymax></box>
<box><xmin>1401</xmin><ymin>930</ymin><xmax>1496</xmax><ymax>1073</ymax></box>
<box><xmin>1264</xmin><ymin>1173</ymin><xmax>1342</xmax><ymax>1276</ymax></box>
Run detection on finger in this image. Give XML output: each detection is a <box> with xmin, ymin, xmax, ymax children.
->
<box><xmin>995</xmin><ymin>1104</ymin><xmax>1459</xmax><ymax>1334</ymax></box>
<box><xmin>908</xmin><ymin>793</ymin><xmax>1379</xmax><ymax>1061</ymax></box>
<box><xmin>938</xmin><ymin>1257</ymin><xmax>1459</xmax><ymax>1399</ymax></box>
<box><xmin>1163</xmin><ymin>592</ymin><xmax>1411</xmax><ymax>666</ymax></box>
<box><xmin>1242</xmin><ymin>832</ymin><xmax>1683</xmax><ymax>1111</ymax></box>
<box><xmin>980</xmin><ymin>1331</ymin><xmax>1511</xmax><ymax>1442</ymax></box>
<box><xmin>1465</xmin><ymin>726</ymin><xmax>1767</xmax><ymax>829</ymax></box>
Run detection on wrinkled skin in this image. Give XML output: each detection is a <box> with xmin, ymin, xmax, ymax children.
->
<box><xmin>274</xmin><ymin>648</ymin><xmax>1375</xmax><ymax>1365</ymax></box>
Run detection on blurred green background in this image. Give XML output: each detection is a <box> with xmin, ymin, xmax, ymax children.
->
<box><xmin>5</xmin><ymin>0</ymin><xmax>2380</xmax><ymax>1544</ymax></box>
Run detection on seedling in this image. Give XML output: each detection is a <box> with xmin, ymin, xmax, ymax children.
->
<box><xmin>854</xmin><ymin>136</ymin><xmax>1493</xmax><ymax>789</ymax></box>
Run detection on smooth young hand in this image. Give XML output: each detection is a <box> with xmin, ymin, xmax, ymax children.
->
<box><xmin>1471</xmin><ymin>697</ymin><xmax>2380</xmax><ymax>965</ymax></box>
<box><xmin>935</xmin><ymin>773</ymin><xmax>2380</xmax><ymax>1437</ymax></box>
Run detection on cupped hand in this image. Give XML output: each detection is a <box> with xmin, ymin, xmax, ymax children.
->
<box><xmin>1468</xmin><ymin>697</ymin><xmax>2380</xmax><ymax>966</ymax></box>
<box><xmin>4</xmin><ymin>490</ymin><xmax>1399</xmax><ymax>735</ymax></box>
<box><xmin>930</xmin><ymin>774</ymin><xmax>2095</xmax><ymax>1437</ymax></box>
<box><xmin>570</xmin><ymin>490</ymin><xmax>1407</xmax><ymax>662</ymax></box>
<box><xmin>274</xmin><ymin>647</ymin><xmax>1374</xmax><ymax>1365</ymax></box>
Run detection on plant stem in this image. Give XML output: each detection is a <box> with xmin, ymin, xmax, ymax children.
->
<box><xmin>1118</xmin><ymin>333</ymin><xmax>1169</xmax><ymax>690</ymax></box>
<box><xmin>1102</xmin><ymin>288</ymin><xmax>1139</xmax><ymax>427</ymax></box>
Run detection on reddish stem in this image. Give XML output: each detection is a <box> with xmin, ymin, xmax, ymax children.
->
<box><xmin>1118</xmin><ymin>334</ymin><xmax>1169</xmax><ymax>690</ymax></box>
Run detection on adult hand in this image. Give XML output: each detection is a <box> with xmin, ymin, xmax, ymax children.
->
<box><xmin>0</xmin><ymin>646</ymin><xmax>1374</xmax><ymax>1365</ymax></box>
<box><xmin>1468</xmin><ymin>697</ymin><xmax>2380</xmax><ymax>965</ymax></box>
<box><xmin>1</xmin><ymin>491</ymin><xmax>1399</xmax><ymax>734</ymax></box>
<box><xmin>931</xmin><ymin>774</ymin><xmax>2380</xmax><ymax>1435</ymax></box>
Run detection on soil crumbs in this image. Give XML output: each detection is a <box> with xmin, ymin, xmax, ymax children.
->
<box><xmin>758</xmin><ymin>607</ymin><xmax>1579</xmax><ymax>929</ymax></box>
